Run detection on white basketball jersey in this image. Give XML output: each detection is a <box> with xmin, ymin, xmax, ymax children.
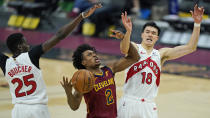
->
<box><xmin>124</xmin><ymin>44</ymin><xmax>161</xmax><ymax>99</ymax></box>
<box><xmin>5</xmin><ymin>53</ymin><xmax>48</xmax><ymax>104</ymax></box>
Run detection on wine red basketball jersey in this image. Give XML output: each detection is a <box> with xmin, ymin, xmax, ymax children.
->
<box><xmin>84</xmin><ymin>66</ymin><xmax>117</xmax><ymax>118</ymax></box>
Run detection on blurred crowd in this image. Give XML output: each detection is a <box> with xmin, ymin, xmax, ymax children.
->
<box><xmin>1</xmin><ymin>0</ymin><xmax>210</xmax><ymax>37</ymax></box>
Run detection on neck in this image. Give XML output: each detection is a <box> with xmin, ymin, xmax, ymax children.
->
<box><xmin>87</xmin><ymin>67</ymin><xmax>102</xmax><ymax>75</ymax></box>
<box><xmin>141</xmin><ymin>43</ymin><xmax>154</xmax><ymax>51</ymax></box>
<box><xmin>13</xmin><ymin>52</ymin><xmax>21</xmax><ymax>58</ymax></box>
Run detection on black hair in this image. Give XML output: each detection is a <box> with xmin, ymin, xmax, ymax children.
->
<box><xmin>6</xmin><ymin>33</ymin><xmax>25</xmax><ymax>53</ymax></box>
<box><xmin>142</xmin><ymin>22</ymin><xmax>161</xmax><ymax>36</ymax></box>
<box><xmin>72</xmin><ymin>44</ymin><xmax>96</xmax><ymax>69</ymax></box>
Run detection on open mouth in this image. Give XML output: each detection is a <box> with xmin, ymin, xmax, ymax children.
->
<box><xmin>146</xmin><ymin>38</ymin><xmax>152</xmax><ymax>42</ymax></box>
<box><xmin>95</xmin><ymin>57</ymin><xmax>100</xmax><ymax>63</ymax></box>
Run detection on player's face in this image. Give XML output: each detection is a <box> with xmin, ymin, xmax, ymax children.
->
<box><xmin>141</xmin><ymin>26</ymin><xmax>159</xmax><ymax>47</ymax></box>
<box><xmin>82</xmin><ymin>50</ymin><xmax>101</xmax><ymax>68</ymax></box>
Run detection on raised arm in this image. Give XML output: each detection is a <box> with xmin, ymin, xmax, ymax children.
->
<box><xmin>159</xmin><ymin>5</ymin><xmax>204</xmax><ymax>64</ymax></box>
<box><xmin>60</xmin><ymin>76</ymin><xmax>82</xmax><ymax>111</ymax></box>
<box><xmin>42</xmin><ymin>4</ymin><xmax>102</xmax><ymax>53</ymax></box>
<box><xmin>108</xmin><ymin>42</ymin><xmax>139</xmax><ymax>73</ymax></box>
<box><xmin>110</xmin><ymin>11</ymin><xmax>134</xmax><ymax>55</ymax></box>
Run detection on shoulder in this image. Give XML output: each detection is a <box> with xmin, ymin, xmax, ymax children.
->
<box><xmin>101</xmin><ymin>66</ymin><xmax>114</xmax><ymax>75</ymax></box>
<box><xmin>158</xmin><ymin>47</ymin><xmax>171</xmax><ymax>58</ymax></box>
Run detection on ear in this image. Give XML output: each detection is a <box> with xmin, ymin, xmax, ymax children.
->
<box><xmin>82</xmin><ymin>60</ymin><xmax>86</xmax><ymax>67</ymax></box>
<box><xmin>141</xmin><ymin>33</ymin><xmax>144</xmax><ymax>38</ymax></box>
<box><xmin>17</xmin><ymin>44</ymin><xmax>22</xmax><ymax>50</ymax></box>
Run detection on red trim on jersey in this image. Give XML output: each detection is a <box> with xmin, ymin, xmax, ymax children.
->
<box><xmin>125</xmin><ymin>57</ymin><xmax>161</xmax><ymax>87</ymax></box>
<box><xmin>147</xmin><ymin>59</ymin><xmax>160</xmax><ymax>87</ymax></box>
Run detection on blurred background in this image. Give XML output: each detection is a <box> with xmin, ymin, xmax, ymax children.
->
<box><xmin>0</xmin><ymin>0</ymin><xmax>210</xmax><ymax>118</ymax></box>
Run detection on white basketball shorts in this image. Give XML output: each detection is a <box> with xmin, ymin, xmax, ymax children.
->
<box><xmin>12</xmin><ymin>104</ymin><xmax>50</xmax><ymax>118</ymax></box>
<box><xmin>117</xmin><ymin>95</ymin><xmax>158</xmax><ymax>118</ymax></box>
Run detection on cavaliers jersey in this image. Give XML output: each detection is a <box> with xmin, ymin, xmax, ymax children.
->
<box><xmin>84</xmin><ymin>66</ymin><xmax>117</xmax><ymax>118</ymax></box>
<box><xmin>124</xmin><ymin>44</ymin><xmax>161</xmax><ymax>99</ymax></box>
<box><xmin>4</xmin><ymin>52</ymin><xmax>48</xmax><ymax>105</ymax></box>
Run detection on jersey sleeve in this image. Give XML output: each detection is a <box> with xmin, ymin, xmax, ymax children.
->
<box><xmin>28</xmin><ymin>45</ymin><xmax>44</xmax><ymax>69</ymax></box>
<box><xmin>0</xmin><ymin>52</ymin><xmax>9</xmax><ymax>75</ymax></box>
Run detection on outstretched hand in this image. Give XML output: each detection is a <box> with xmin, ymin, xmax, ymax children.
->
<box><xmin>60</xmin><ymin>76</ymin><xmax>76</xmax><ymax>95</ymax></box>
<box><xmin>190</xmin><ymin>4</ymin><xmax>205</xmax><ymax>24</ymax></box>
<box><xmin>121</xmin><ymin>11</ymin><xmax>132</xmax><ymax>32</ymax></box>
<box><xmin>82</xmin><ymin>3</ymin><xmax>102</xmax><ymax>18</ymax></box>
<box><xmin>109</xmin><ymin>30</ymin><xmax>125</xmax><ymax>40</ymax></box>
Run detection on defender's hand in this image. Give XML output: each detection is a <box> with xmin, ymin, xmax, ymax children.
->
<box><xmin>121</xmin><ymin>11</ymin><xmax>132</xmax><ymax>32</ymax></box>
<box><xmin>109</xmin><ymin>30</ymin><xmax>125</xmax><ymax>40</ymax></box>
<box><xmin>82</xmin><ymin>3</ymin><xmax>102</xmax><ymax>18</ymax></box>
<box><xmin>190</xmin><ymin>4</ymin><xmax>204</xmax><ymax>24</ymax></box>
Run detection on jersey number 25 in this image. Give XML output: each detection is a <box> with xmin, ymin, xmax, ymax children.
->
<box><xmin>11</xmin><ymin>74</ymin><xmax>37</xmax><ymax>97</ymax></box>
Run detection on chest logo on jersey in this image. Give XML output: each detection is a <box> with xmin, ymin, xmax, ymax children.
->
<box><xmin>8</xmin><ymin>65</ymin><xmax>32</xmax><ymax>77</ymax></box>
<box><xmin>126</xmin><ymin>57</ymin><xmax>160</xmax><ymax>83</ymax></box>
<box><xmin>94</xmin><ymin>77</ymin><xmax>114</xmax><ymax>92</ymax></box>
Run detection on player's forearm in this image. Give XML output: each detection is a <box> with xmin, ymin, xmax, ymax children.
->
<box><xmin>187</xmin><ymin>23</ymin><xmax>201</xmax><ymax>51</ymax></box>
<box><xmin>127</xmin><ymin>42</ymin><xmax>140</xmax><ymax>61</ymax></box>
<box><xmin>55</xmin><ymin>14</ymin><xmax>83</xmax><ymax>40</ymax></box>
<box><xmin>120</xmin><ymin>31</ymin><xmax>131</xmax><ymax>55</ymax></box>
<box><xmin>66</xmin><ymin>93</ymin><xmax>81</xmax><ymax>111</ymax></box>
<box><xmin>42</xmin><ymin>14</ymin><xmax>84</xmax><ymax>52</ymax></box>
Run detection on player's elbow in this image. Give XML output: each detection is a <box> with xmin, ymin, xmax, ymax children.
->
<box><xmin>69</xmin><ymin>104</ymin><xmax>79</xmax><ymax>111</ymax></box>
<box><xmin>190</xmin><ymin>46</ymin><xmax>197</xmax><ymax>53</ymax></box>
<box><xmin>120</xmin><ymin>49</ymin><xmax>128</xmax><ymax>55</ymax></box>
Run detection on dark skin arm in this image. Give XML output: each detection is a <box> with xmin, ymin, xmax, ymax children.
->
<box><xmin>42</xmin><ymin>4</ymin><xmax>102</xmax><ymax>53</ymax></box>
<box><xmin>60</xmin><ymin>76</ymin><xmax>82</xmax><ymax>111</ymax></box>
<box><xmin>108</xmin><ymin>42</ymin><xmax>139</xmax><ymax>73</ymax></box>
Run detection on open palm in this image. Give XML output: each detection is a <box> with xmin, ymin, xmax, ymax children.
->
<box><xmin>83</xmin><ymin>3</ymin><xmax>102</xmax><ymax>18</ymax></box>
<box><xmin>121</xmin><ymin>11</ymin><xmax>132</xmax><ymax>32</ymax></box>
<box><xmin>190</xmin><ymin>4</ymin><xmax>205</xmax><ymax>24</ymax></box>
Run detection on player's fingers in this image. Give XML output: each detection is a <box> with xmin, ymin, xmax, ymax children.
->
<box><xmin>110</xmin><ymin>29</ymin><xmax>117</xmax><ymax>33</ymax></box>
<box><xmin>128</xmin><ymin>17</ymin><xmax>131</xmax><ymax>22</ymax></box>
<box><xmin>125</xmin><ymin>11</ymin><xmax>127</xmax><ymax>20</ymax></box>
<box><xmin>109</xmin><ymin>34</ymin><xmax>116</xmax><ymax>38</ymax></box>
<box><xmin>190</xmin><ymin>10</ymin><xmax>193</xmax><ymax>16</ymax></box>
<box><xmin>60</xmin><ymin>81</ymin><xmax>64</xmax><ymax>88</ymax></box>
<box><xmin>62</xmin><ymin>76</ymin><xmax>66</xmax><ymax>83</ymax></box>
<box><xmin>194</xmin><ymin>4</ymin><xmax>198</xmax><ymax>10</ymax></box>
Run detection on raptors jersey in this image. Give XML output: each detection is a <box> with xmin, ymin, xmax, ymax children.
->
<box><xmin>124</xmin><ymin>44</ymin><xmax>161</xmax><ymax>99</ymax></box>
<box><xmin>5</xmin><ymin>53</ymin><xmax>48</xmax><ymax>105</ymax></box>
<box><xmin>84</xmin><ymin>66</ymin><xmax>117</xmax><ymax>118</ymax></box>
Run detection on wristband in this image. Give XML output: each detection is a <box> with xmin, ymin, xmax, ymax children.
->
<box><xmin>194</xmin><ymin>23</ymin><xmax>201</xmax><ymax>27</ymax></box>
<box><xmin>81</xmin><ymin>12</ymin><xmax>85</xmax><ymax>18</ymax></box>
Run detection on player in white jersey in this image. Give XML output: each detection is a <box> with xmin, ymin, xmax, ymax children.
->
<box><xmin>111</xmin><ymin>5</ymin><xmax>204</xmax><ymax>118</ymax></box>
<box><xmin>0</xmin><ymin>4</ymin><xmax>101</xmax><ymax>118</ymax></box>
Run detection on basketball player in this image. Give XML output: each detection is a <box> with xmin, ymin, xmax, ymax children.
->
<box><xmin>0</xmin><ymin>4</ymin><xmax>102</xmax><ymax>118</ymax></box>
<box><xmin>60</xmin><ymin>12</ymin><xmax>139</xmax><ymax>118</ymax></box>
<box><xmin>111</xmin><ymin>5</ymin><xmax>204</xmax><ymax>118</ymax></box>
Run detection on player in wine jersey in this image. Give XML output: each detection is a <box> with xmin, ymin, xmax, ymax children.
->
<box><xmin>0</xmin><ymin>4</ymin><xmax>101</xmax><ymax>118</ymax></box>
<box><xmin>61</xmin><ymin>12</ymin><xmax>139</xmax><ymax>118</ymax></box>
<box><xmin>113</xmin><ymin>5</ymin><xmax>204</xmax><ymax>118</ymax></box>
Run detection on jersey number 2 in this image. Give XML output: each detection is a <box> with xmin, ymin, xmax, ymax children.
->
<box><xmin>141</xmin><ymin>72</ymin><xmax>152</xmax><ymax>85</ymax></box>
<box><xmin>105</xmin><ymin>89</ymin><xmax>114</xmax><ymax>105</ymax></box>
<box><xmin>11</xmin><ymin>74</ymin><xmax>37</xmax><ymax>97</ymax></box>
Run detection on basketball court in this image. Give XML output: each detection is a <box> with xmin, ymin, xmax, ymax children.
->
<box><xmin>1</xmin><ymin>57</ymin><xmax>210</xmax><ymax>118</ymax></box>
